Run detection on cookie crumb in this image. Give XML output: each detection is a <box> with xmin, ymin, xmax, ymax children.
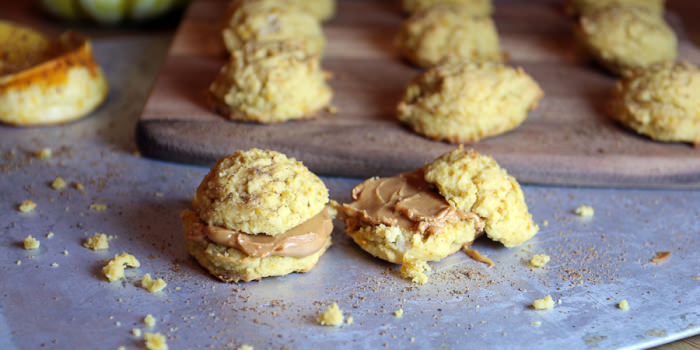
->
<box><xmin>102</xmin><ymin>253</ymin><xmax>140</xmax><ymax>282</ymax></box>
<box><xmin>650</xmin><ymin>251</ymin><xmax>670</xmax><ymax>263</ymax></box>
<box><xmin>50</xmin><ymin>263</ymin><xmax>59</xmax><ymax>268</ymax></box>
<box><xmin>15</xmin><ymin>260</ymin><xmax>21</xmax><ymax>265</ymax></box>
<box><xmin>410</xmin><ymin>337</ymin><xmax>415</xmax><ymax>342</ymax></box>
<box><xmin>72</xmin><ymin>182</ymin><xmax>84</xmax><ymax>191</ymax></box>
<box><xmin>144</xmin><ymin>314</ymin><xmax>156</xmax><ymax>328</ymax></box>
<box><xmin>531</xmin><ymin>321</ymin><xmax>542</xmax><ymax>326</ymax></box>
<box><xmin>532</xmin><ymin>295</ymin><xmax>554</xmax><ymax>310</ymax></box>
<box><xmin>118</xmin><ymin>346</ymin><xmax>126</xmax><ymax>350</ymax></box>
<box><xmin>530</xmin><ymin>254</ymin><xmax>550</xmax><ymax>268</ymax></box>
<box><xmin>18</xmin><ymin>200</ymin><xmax>37</xmax><ymax>213</ymax></box>
<box><xmin>23</xmin><ymin>235</ymin><xmax>40</xmax><ymax>250</ymax></box>
<box><xmin>51</xmin><ymin>177</ymin><xmax>66</xmax><ymax>190</ymax></box>
<box><xmin>618</xmin><ymin>299</ymin><xmax>630</xmax><ymax>311</ymax></box>
<box><xmin>62</xmin><ymin>250</ymin><xmax>69</xmax><ymax>255</ymax></box>
<box><xmin>133</xmin><ymin>328</ymin><xmax>142</xmax><ymax>337</ymax></box>
<box><xmin>394</xmin><ymin>309</ymin><xmax>404</xmax><ymax>318</ymax></box>
<box><xmin>542</xmin><ymin>220</ymin><xmax>548</xmax><ymax>226</ymax></box>
<box><xmin>144</xmin><ymin>332</ymin><xmax>168</xmax><ymax>350</ymax></box>
<box><xmin>83</xmin><ymin>233</ymin><xmax>110</xmax><ymax>250</ymax></box>
<box><xmin>464</xmin><ymin>248</ymin><xmax>494</xmax><ymax>267</ymax></box>
<box><xmin>574</xmin><ymin>205</ymin><xmax>594</xmax><ymax>217</ymax></box>
<box><xmin>141</xmin><ymin>273</ymin><xmax>167</xmax><ymax>293</ymax></box>
<box><xmin>346</xmin><ymin>316</ymin><xmax>354</xmax><ymax>325</ymax></box>
<box><xmin>35</xmin><ymin>148</ymin><xmax>51</xmax><ymax>159</ymax></box>
<box><xmin>400</xmin><ymin>260</ymin><xmax>430</xmax><ymax>284</ymax></box>
<box><xmin>46</xmin><ymin>232</ymin><xmax>54</xmax><ymax>239</ymax></box>
<box><xmin>317</xmin><ymin>303</ymin><xmax>344</xmax><ymax>326</ymax></box>
<box><xmin>237</xmin><ymin>345</ymin><xmax>254</xmax><ymax>350</ymax></box>
<box><xmin>89</xmin><ymin>203</ymin><xmax>107</xmax><ymax>211</ymax></box>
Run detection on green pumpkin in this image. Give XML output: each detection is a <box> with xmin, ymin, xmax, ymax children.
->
<box><xmin>42</xmin><ymin>0</ymin><xmax>187</xmax><ymax>24</ymax></box>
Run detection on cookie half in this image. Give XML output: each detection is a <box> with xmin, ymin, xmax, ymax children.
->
<box><xmin>209</xmin><ymin>41</ymin><xmax>333</xmax><ymax>123</ymax></box>
<box><xmin>397</xmin><ymin>62</ymin><xmax>543</xmax><ymax>143</ymax></box>
<box><xmin>396</xmin><ymin>4</ymin><xmax>502</xmax><ymax>68</ymax></box>
<box><xmin>575</xmin><ymin>5</ymin><xmax>676</xmax><ymax>75</ymax></box>
<box><xmin>193</xmin><ymin>149</ymin><xmax>329</xmax><ymax>235</ymax></box>
<box><xmin>336</xmin><ymin>169</ymin><xmax>482</xmax><ymax>284</ymax></box>
<box><xmin>608</xmin><ymin>61</ymin><xmax>700</xmax><ymax>144</ymax></box>
<box><xmin>424</xmin><ymin>146</ymin><xmax>539</xmax><ymax>248</ymax></box>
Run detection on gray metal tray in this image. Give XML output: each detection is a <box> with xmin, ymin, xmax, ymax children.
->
<box><xmin>0</xmin><ymin>33</ymin><xmax>698</xmax><ymax>350</ymax></box>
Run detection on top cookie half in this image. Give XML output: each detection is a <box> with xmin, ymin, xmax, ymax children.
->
<box><xmin>193</xmin><ymin>149</ymin><xmax>329</xmax><ymax>236</ymax></box>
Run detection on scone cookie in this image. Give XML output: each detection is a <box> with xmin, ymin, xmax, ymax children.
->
<box><xmin>401</xmin><ymin>0</ymin><xmax>493</xmax><ymax>16</ymax></box>
<box><xmin>423</xmin><ymin>146</ymin><xmax>539</xmax><ymax>248</ymax></box>
<box><xmin>209</xmin><ymin>41</ymin><xmax>333</xmax><ymax>123</ymax></box>
<box><xmin>184</xmin><ymin>149</ymin><xmax>333</xmax><ymax>282</ymax></box>
<box><xmin>608</xmin><ymin>61</ymin><xmax>700</xmax><ymax>144</ymax></box>
<box><xmin>336</xmin><ymin>147</ymin><xmax>538</xmax><ymax>284</ymax></box>
<box><xmin>575</xmin><ymin>5</ymin><xmax>676</xmax><ymax>76</ymax></box>
<box><xmin>396</xmin><ymin>4</ymin><xmax>502</xmax><ymax>68</ymax></box>
<box><xmin>566</xmin><ymin>0</ymin><xmax>665</xmax><ymax>17</ymax></box>
<box><xmin>290</xmin><ymin>0</ymin><xmax>336</xmax><ymax>22</ymax></box>
<box><xmin>0</xmin><ymin>29</ymin><xmax>108</xmax><ymax>126</ymax></box>
<box><xmin>222</xmin><ymin>0</ymin><xmax>325</xmax><ymax>56</ymax></box>
<box><xmin>396</xmin><ymin>62</ymin><xmax>543</xmax><ymax>143</ymax></box>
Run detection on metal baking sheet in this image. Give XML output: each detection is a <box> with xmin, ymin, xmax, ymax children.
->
<box><xmin>0</xmin><ymin>32</ymin><xmax>698</xmax><ymax>350</ymax></box>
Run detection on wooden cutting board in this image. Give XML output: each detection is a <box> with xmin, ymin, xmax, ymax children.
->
<box><xmin>137</xmin><ymin>0</ymin><xmax>700</xmax><ymax>188</ymax></box>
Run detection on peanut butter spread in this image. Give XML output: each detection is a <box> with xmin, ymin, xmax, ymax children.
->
<box><xmin>187</xmin><ymin>208</ymin><xmax>332</xmax><ymax>258</ymax></box>
<box><xmin>338</xmin><ymin>170</ymin><xmax>479</xmax><ymax>235</ymax></box>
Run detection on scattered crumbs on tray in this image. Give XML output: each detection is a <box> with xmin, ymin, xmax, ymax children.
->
<box><xmin>23</xmin><ymin>235</ymin><xmax>40</xmax><ymax>250</ymax></box>
<box><xmin>35</xmin><ymin>148</ymin><xmax>51</xmax><ymax>159</ymax></box>
<box><xmin>18</xmin><ymin>199</ymin><xmax>37</xmax><ymax>213</ymax></box>
<box><xmin>574</xmin><ymin>205</ymin><xmax>594</xmax><ymax>217</ymax></box>
<box><xmin>650</xmin><ymin>251</ymin><xmax>670</xmax><ymax>263</ymax></box>
<box><xmin>532</xmin><ymin>295</ymin><xmax>554</xmax><ymax>310</ymax></box>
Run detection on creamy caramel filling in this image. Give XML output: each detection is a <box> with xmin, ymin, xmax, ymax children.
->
<box><xmin>193</xmin><ymin>208</ymin><xmax>332</xmax><ymax>258</ymax></box>
<box><xmin>337</xmin><ymin>170</ymin><xmax>481</xmax><ymax>235</ymax></box>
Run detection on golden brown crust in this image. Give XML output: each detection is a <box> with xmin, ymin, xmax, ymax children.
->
<box><xmin>397</xmin><ymin>62</ymin><xmax>543</xmax><ymax>143</ymax></box>
<box><xmin>575</xmin><ymin>5</ymin><xmax>676</xmax><ymax>75</ymax></box>
<box><xmin>608</xmin><ymin>61</ymin><xmax>700</xmax><ymax>144</ymax></box>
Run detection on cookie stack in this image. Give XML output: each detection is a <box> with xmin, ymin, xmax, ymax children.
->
<box><xmin>182</xmin><ymin>149</ymin><xmax>333</xmax><ymax>282</ymax></box>
<box><xmin>208</xmin><ymin>0</ymin><xmax>335</xmax><ymax>124</ymax></box>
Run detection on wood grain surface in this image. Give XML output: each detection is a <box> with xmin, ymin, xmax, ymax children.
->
<box><xmin>137</xmin><ymin>0</ymin><xmax>700</xmax><ymax>188</ymax></box>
